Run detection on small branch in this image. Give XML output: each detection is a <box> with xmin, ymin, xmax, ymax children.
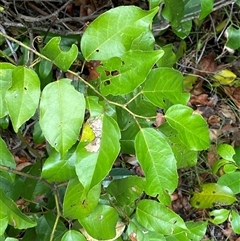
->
<box><xmin>0</xmin><ymin>164</ymin><xmax>53</xmax><ymax>189</ymax></box>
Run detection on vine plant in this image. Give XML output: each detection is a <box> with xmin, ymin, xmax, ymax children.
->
<box><xmin>0</xmin><ymin>2</ymin><xmax>239</xmax><ymax>241</ymax></box>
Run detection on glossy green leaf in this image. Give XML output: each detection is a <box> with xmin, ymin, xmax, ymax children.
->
<box><xmin>209</xmin><ymin>209</ymin><xmax>230</xmax><ymax>224</ymax></box>
<box><xmin>81</xmin><ymin>6</ymin><xmax>159</xmax><ymax>61</ymax></box>
<box><xmin>61</xmin><ymin>230</ymin><xmax>86</xmax><ymax>241</ymax></box>
<box><xmin>63</xmin><ymin>178</ymin><xmax>101</xmax><ymax>219</ymax></box>
<box><xmin>39</xmin><ymin>59</ymin><xmax>52</xmax><ymax>79</ymax></box>
<box><xmin>234</xmin><ymin>146</ymin><xmax>240</xmax><ymax>166</ymax></box>
<box><xmin>5</xmin><ymin>238</ymin><xmax>18</xmax><ymax>241</ymax></box>
<box><xmin>39</xmin><ymin>79</ymin><xmax>85</xmax><ymax>157</ymax></box>
<box><xmin>0</xmin><ymin>63</ymin><xmax>15</xmax><ymax>118</ymax></box>
<box><xmin>135</xmin><ymin>128</ymin><xmax>178</xmax><ymax>203</ymax></box>
<box><xmin>199</xmin><ymin>0</ymin><xmax>213</xmax><ymax>19</ymax></box>
<box><xmin>5</xmin><ymin>66</ymin><xmax>40</xmax><ymax>132</ymax></box>
<box><xmin>143</xmin><ymin>68</ymin><xmax>189</xmax><ymax>109</ymax></box>
<box><xmin>217</xmin><ymin>143</ymin><xmax>235</xmax><ymax>162</ymax></box>
<box><xmin>85</xmin><ymin>96</ymin><xmax>104</xmax><ymax>117</ymax></box>
<box><xmin>172</xmin><ymin>20</ymin><xmax>192</xmax><ymax>39</ymax></box>
<box><xmin>99</xmin><ymin>50</ymin><xmax>163</xmax><ymax>96</ymax></box>
<box><xmin>223</xmin><ymin>163</ymin><xmax>237</xmax><ymax>173</ymax></box>
<box><xmin>185</xmin><ymin>221</ymin><xmax>207</xmax><ymax>241</ymax></box>
<box><xmin>41</xmin><ymin>149</ymin><xmax>76</xmax><ymax>183</ymax></box>
<box><xmin>218</xmin><ymin>172</ymin><xmax>240</xmax><ymax>194</ymax></box>
<box><xmin>157</xmin><ymin>44</ymin><xmax>176</xmax><ymax>68</ymax></box>
<box><xmin>190</xmin><ymin>183</ymin><xmax>236</xmax><ymax>209</ymax></box>
<box><xmin>106</xmin><ymin>176</ymin><xmax>144</xmax><ymax>206</ymax></box>
<box><xmin>127</xmin><ymin>218</ymin><xmax>166</xmax><ymax>241</ymax></box>
<box><xmin>165</xmin><ymin>104</ymin><xmax>210</xmax><ymax>150</ymax></box>
<box><xmin>33</xmin><ymin>121</ymin><xmax>45</xmax><ymax>144</ymax></box>
<box><xmin>230</xmin><ymin>210</ymin><xmax>240</xmax><ymax>234</ymax></box>
<box><xmin>41</xmin><ymin>37</ymin><xmax>78</xmax><ymax>71</ymax></box>
<box><xmin>79</xmin><ymin>204</ymin><xmax>119</xmax><ymax>240</ymax></box>
<box><xmin>75</xmin><ymin>114</ymin><xmax>120</xmax><ymax>191</ymax></box>
<box><xmin>0</xmin><ymin>189</ymin><xmax>36</xmax><ymax>229</ymax></box>
<box><xmin>162</xmin><ymin>0</ymin><xmax>184</xmax><ymax>27</ymax></box>
<box><xmin>136</xmin><ymin>200</ymin><xmax>188</xmax><ymax>235</ymax></box>
<box><xmin>0</xmin><ymin>212</ymin><xmax>8</xmax><ymax>235</ymax></box>
<box><xmin>36</xmin><ymin>213</ymin><xmax>67</xmax><ymax>241</ymax></box>
<box><xmin>225</xmin><ymin>26</ymin><xmax>240</xmax><ymax>50</ymax></box>
<box><xmin>159</xmin><ymin>123</ymin><xmax>198</xmax><ymax>168</ymax></box>
<box><xmin>0</xmin><ymin>137</ymin><xmax>15</xmax><ymax>182</ymax></box>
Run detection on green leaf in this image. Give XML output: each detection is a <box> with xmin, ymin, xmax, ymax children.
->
<box><xmin>143</xmin><ymin>68</ymin><xmax>190</xmax><ymax>109</ymax></box>
<box><xmin>159</xmin><ymin>123</ymin><xmax>198</xmax><ymax>168</ymax></box>
<box><xmin>165</xmin><ymin>104</ymin><xmax>210</xmax><ymax>150</ymax></box>
<box><xmin>5</xmin><ymin>66</ymin><xmax>40</xmax><ymax>132</ymax></box>
<box><xmin>0</xmin><ymin>137</ymin><xmax>15</xmax><ymax>182</ymax></box>
<box><xmin>81</xmin><ymin>6</ymin><xmax>159</xmax><ymax>60</ymax></box>
<box><xmin>217</xmin><ymin>172</ymin><xmax>240</xmax><ymax>194</ymax></box>
<box><xmin>5</xmin><ymin>238</ymin><xmax>18</xmax><ymax>241</ymax></box>
<box><xmin>41</xmin><ymin>148</ymin><xmax>76</xmax><ymax>183</ymax></box>
<box><xmin>75</xmin><ymin>114</ymin><xmax>120</xmax><ymax>191</ymax></box>
<box><xmin>127</xmin><ymin>218</ymin><xmax>166</xmax><ymax>241</ymax></box>
<box><xmin>39</xmin><ymin>59</ymin><xmax>53</xmax><ymax>79</ymax></box>
<box><xmin>0</xmin><ymin>189</ymin><xmax>36</xmax><ymax>229</ymax></box>
<box><xmin>217</xmin><ymin>143</ymin><xmax>235</xmax><ymax>162</ymax></box>
<box><xmin>106</xmin><ymin>176</ymin><xmax>144</xmax><ymax>206</ymax></box>
<box><xmin>230</xmin><ymin>210</ymin><xmax>240</xmax><ymax>234</ymax></box>
<box><xmin>162</xmin><ymin>0</ymin><xmax>184</xmax><ymax>27</ymax></box>
<box><xmin>0</xmin><ymin>212</ymin><xmax>8</xmax><ymax>235</ymax></box>
<box><xmin>199</xmin><ymin>0</ymin><xmax>213</xmax><ymax>19</ymax></box>
<box><xmin>209</xmin><ymin>209</ymin><xmax>230</xmax><ymax>224</ymax></box>
<box><xmin>136</xmin><ymin>200</ymin><xmax>188</xmax><ymax>235</ymax></box>
<box><xmin>185</xmin><ymin>221</ymin><xmax>207</xmax><ymax>241</ymax></box>
<box><xmin>79</xmin><ymin>204</ymin><xmax>119</xmax><ymax>240</ymax></box>
<box><xmin>234</xmin><ymin>146</ymin><xmax>240</xmax><ymax>166</ymax></box>
<box><xmin>190</xmin><ymin>183</ymin><xmax>236</xmax><ymax>209</ymax></box>
<box><xmin>41</xmin><ymin>37</ymin><xmax>78</xmax><ymax>71</ymax></box>
<box><xmin>63</xmin><ymin>178</ymin><xmax>101</xmax><ymax>219</ymax></box>
<box><xmin>225</xmin><ymin>26</ymin><xmax>240</xmax><ymax>50</ymax></box>
<box><xmin>61</xmin><ymin>230</ymin><xmax>86</xmax><ymax>241</ymax></box>
<box><xmin>135</xmin><ymin>128</ymin><xmax>178</xmax><ymax>203</ymax></box>
<box><xmin>0</xmin><ymin>63</ymin><xmax>15</xmax><ymax>118</ymax></box>
<box><xmin>39</xmin><ymin>79</ymin><xmax>85</xmax><ymax>157</ymax></box>
<box><xmin>36</xmin><ymin>213</ymin><xmax>67</xmax><ymax>241</ymax></box>
<box><xmin>157</xmin><ymin>44</ymin><xmax>176</xmax><ymax>68</ymax></box>
<box><xmin>172</xmin><ymin>20</ymin><xmax>192</xmax><ymax>39</ymax></box>
<box><xmin>86</xmin><ymin>96</ymin><xmax>104</xmax><ymax>117</ymax></box>
<box><xmin>99</xmin><ymin>50</ymin><xmax>163</xmax><ymax>96</ymax></box>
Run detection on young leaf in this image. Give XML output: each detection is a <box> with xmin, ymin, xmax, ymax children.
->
<box><xmin>75</xmin><ymin>114</ymin><xmax>120</xmax><ymax>191</ymax></box>
<box><xmin>217</xmin><ymin>172</ymin><xmax>240</xmax><ymax>194</ymax></box>
<box><xmin>41</xmin><ymin>37</ymin><xmax>78</xmax><ymax>71</ymax></box>
<box><xmin>230</xmin><ymin>210</ymin><xmax>240</xmax><ymax>234</ymax></box>
<box><xmin>209</xmin><ymin>209</ymin><xmax>230</xmax><ymax>224</ymax></box>
<box><xmin>41</xmin><ymin>148</ymin><xmax>76</xmax><ymax>183</ymax></box>
<box><xmin>0</xmin><ymin>137</ymin><xmax>15</xmax><ymax>182</ymax></box>
<box><xmin>136</xmin><ymin>200</ymin><xmax>188</xmax><ymax>235</ymax></box>
<box><xmin>36</xmin><ymin>213</ymin><xmax>67</xmax><ymax>241</ymax></box>
<box><xmin>81</xmin><ymin>6</ymin><xmax>159</xmax><ymax>60</ymax></box>
<box><xmin>165</xmin><ymin>104</ymin><xmax>210</xmax><ymax>150</ymax></box>
<box><xmin>135</xmin><ymin>128</ymin><xmax>178</xmax><ymax>202</ymax></box>
<box><xmin>61</xmin><ymin>230</ymin><xmax>86</xmax><ymax>241</ymax></box>
<box><xmin>79</xmin><ymin>204</ymin><xmax>119</xmax><ymax>240</ymax></box>
<box><xmin>143</xmin><ymin>68</ymin><xmax>190</xmax><ymax>109</ymax></box>
<box><xmin>190</xmin><ymin>183</ymin><xmax>236</xmax><ymax>209</ymax></box>
<box><xmin>63</xmin><ymin>178</ymin><xmax>101</xmax><ymax>219</ymax></box>
<box><xmin>199</xmin><ymin>0</ymin><xmax>213</xmax><ymax>19</ymax></box>
<box><xmin>106</xmin><ymin>176</ymin><xmax>145</xmax><ymax>206</ymax></box>
<box><xmin>0</xmin><ymin>189</ymin><xmax>36</xmax><ymax>229</ymax></box>
<box><xmin>185</xmin><ymin>221</ymin><xmax>207</xmax><ymax>241</ymax></box>
<box><xmin>217</xmin><ymin>143</ymin><xmax>235</xmax><ymax>162</ymax></box>
<box><xmin>0</xmin><ymin>63</ymin><xmax>15</xmax><ymax>118</ymax></box>
<box><xmin>0</xmin><ymin>212</ymin><xmax>8</xmax><ymax>236</ymax></box>
<box><xmin>39</xmin><ymin>79</ymin><xmax>85</xmax><ymax>157</ymax></box>
<box><xmin>162</xmin><ymin>0</ymin><xmax>184</xmax><ymax>27</ymax></box>
<box><xmin>99</xmin><ymin>50</ymin><xmax>164</xmax><ymax>96</ymax></box>
<box><xmin>5</xmin><ymin>66</ymin><xmax>40</xmax><ymax>132</ymax></box>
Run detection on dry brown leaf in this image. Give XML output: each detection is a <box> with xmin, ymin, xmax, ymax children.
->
<box><xmin>154</xmin><ymin>112</ymin><xmax>165</xmax><ymax>127</ymax></box>
<box><xmin>195</xmin><ymin>52</ymin><xmax>217</xmax><ymax>76</ymax></box>
<box><xmin>86</xmin><ymin>60</ymin><xmax>101</xmax><ymax>81</ymax></box>
<box><xmin>224</xmin><ymin>86</ymin><xmax>240</xmax><ymax>109</ymax></box>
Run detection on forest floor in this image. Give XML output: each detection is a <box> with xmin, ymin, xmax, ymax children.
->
<box><xmin>1</xmin><ymin>0</ymin><xmax>240</xmax><ymax>240</ymax></box>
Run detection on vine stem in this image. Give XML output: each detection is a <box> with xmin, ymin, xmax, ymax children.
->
<box><xmin>0</xmin><ymin>164</ymin><xmax>53</xmax><ymax>189</ymax></box>
<box><xmin>0</xmin><ymin>31</ymin><xmax>157</xmax><ymax>121</ymax></box>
